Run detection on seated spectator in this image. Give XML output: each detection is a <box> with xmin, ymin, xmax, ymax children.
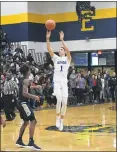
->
<box><xmin>27</xmin><ymin>53</ymin><xmax>34</xmax><ymax>63</ymax></box>
<box><xmin>43</xmin><ymin>82</ymin><xmax>57</xmax><ymax>107</ymax></box>
<box><xmin>10</xmin><ymin>44</ymin><xmax>15</xmax><ymax>55</ymax></box>
<box><xmin>14</xmin><ymin>44</ymin><xmax>23</xmax><ymax>54</ymax></box>
<box><xmin>39</xmin><ymin>73</ymin><xmax>48</xmax><ymax>86</ymax></box>
<box><xmin>30</xmin><ymin>82</ymin><xmax>44</xmax><ymax>109</ymax></box>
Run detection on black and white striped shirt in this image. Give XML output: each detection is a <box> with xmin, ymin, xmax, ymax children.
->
<box><xmin>3</xmin><ymin>80</ymin><xmax>19</xmax><ymax>95</ymax></box>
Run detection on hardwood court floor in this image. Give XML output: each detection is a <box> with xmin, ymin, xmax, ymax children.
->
<box><xmin>1</xmin><ymin>103</ymin><xmax>116</xmax><ymax>151</ymax></box>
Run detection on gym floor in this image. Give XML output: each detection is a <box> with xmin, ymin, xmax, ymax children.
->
<box><xmin>1</xmin><ymin>102</ymin><xmax>116</xmax><ymax>151</ymax></box>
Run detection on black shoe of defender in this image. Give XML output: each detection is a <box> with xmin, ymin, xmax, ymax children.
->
<box><xmin>28</xmin><ymin>140</ymin><xmax>41</xmax><ymax>151</ymax></box>
<box><xmin>16</xmin><ymin>139</ymin><xmax>27</xmax><ymax>148</ymax></box>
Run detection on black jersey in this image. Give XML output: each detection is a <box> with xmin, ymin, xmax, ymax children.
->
<box><xmin>19</xmin><ymin>78</ymin><xmax>31</xmax><ymax>102</ymax></box>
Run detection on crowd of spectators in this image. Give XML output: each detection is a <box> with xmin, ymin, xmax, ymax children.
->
<box><xmin>0</xmin><ymin>29</ymin><xmax>117</xmax><ymax>121</ymax></box>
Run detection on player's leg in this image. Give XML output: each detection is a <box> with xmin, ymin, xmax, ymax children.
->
<box><xmin>59</xmin><ymin>82</ymin><xmax>68</xmax><ymax>131</ymax></box>
<box><xmin>16</xmin><ymin>121</ymin><xmax>29</xmax><ymax>147</ymax></box>
<box><xmin>54</xmin><ymin>82</ymin><xmax>62</xmax><ymax>128</ymax></box>
<box><xmin>27</xmin><ymin>105</ymin><xmax>41</xmax><ymax>150</ymax></box>
<box><xmin>16</xmin><ymin>102</ymin><xmax>29</xmax><ymax>147</ymax></box>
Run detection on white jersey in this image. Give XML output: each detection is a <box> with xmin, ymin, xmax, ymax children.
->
<box><xmin>52</xmin><ymin>54</ymin><xmax>70</xmax><ymax>82</ymax></box>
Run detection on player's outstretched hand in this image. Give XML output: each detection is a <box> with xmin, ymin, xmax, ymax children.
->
<box><xmin>59</xmin><ymin>31</ymin><xmax>64</xmax><ymax>41</ymax></box>
<box><xmin>46</xmin><ymin>30</ymin><xmax>51</xmax><ymax>39</ymax></box>
<box><xmin>34</xmin><ymin>96</ymin><xmax>40</xmax><ymax>102</ymax></box>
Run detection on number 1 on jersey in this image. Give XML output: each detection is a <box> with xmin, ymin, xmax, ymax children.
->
<box><xmin>60</xmin><ymin>65</ymin><xmax>63</xmax><ymax>72</ymax></box>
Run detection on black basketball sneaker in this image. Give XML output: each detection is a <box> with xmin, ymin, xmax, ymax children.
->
<box><xmin>27</xmin><ymin>139</ymin><xmax>41</xmax><ymax>151</ymax></box>
<box><xmin>16</xmin><ymin>139</ymin><xmax>27</xmax><ymax>148</ymax></box>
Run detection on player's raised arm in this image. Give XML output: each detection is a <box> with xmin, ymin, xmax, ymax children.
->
<box><xmin>59</xmin><ymin>31</ymin><xmax>71</xmax><ymax>62</ymax></box>
<box><xmin>46</xmin><ymin>30</ymin><xmax>54</xmax><ymax>57</ymax></box>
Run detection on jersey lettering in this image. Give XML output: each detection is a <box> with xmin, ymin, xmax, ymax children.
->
<box><xmin>60</xmin><ymin>65</ymin><xmax>63</xmax><ymax>72</ymax></box>
<box><xmin>53</xmin><ymin>55</ymin><xmax>70</xmax><ymax>82</ymax></box>
<box><xmin>57</xmin><ymin>61</ymin><xmax>67</xmax><ymax>64</ymax></box>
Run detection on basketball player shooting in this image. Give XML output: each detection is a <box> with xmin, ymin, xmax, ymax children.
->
<box><xmin>46</xmin><ymin>30</ymin><xmax>71</xmax><ymax>131</ymax></box>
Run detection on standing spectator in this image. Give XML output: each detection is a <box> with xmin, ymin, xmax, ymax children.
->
<box><xmin>92</xmin><ymin>74</ymin><xmax>97</xmax><ymax>103</ymax></box>
<box><xmin>115</xmin><ymin>85</ymin><xmax>117</xmax><ymax>102</ymax></box>
<box><xmin>100</xmin><ymin>75</ymin><xmax>105</xmax><ymax>103</ymax></box>
<box><xmin>109</xmin><ymin>72</ymin><xmax>116</xmax><ymax>102</ymax></box>
<box><xmin>96</xmin><ymin>75</ymin><xmax>102</xmax><ymax>103</ymax></box>
<box><xmin>69</xmin><ymin>70</ymin><xmax>77</xmax><ymax>95</ymax></box>
<box><xmin>85</xmin><ymin>71</ymin><xmax>91</xmax><ymax>86</ymax></box>
<box><xmin>75</xmin><ymin>74</ymin><xmax>86</xmax><ymax>105</ymax></box>
<box><xmin>104</xmin><ymin>73</ymin><xmax>110</xmax><ymax>101</ymax></box>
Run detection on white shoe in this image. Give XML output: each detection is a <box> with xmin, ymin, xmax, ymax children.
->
<box><xmin>59</xmin><ymin>120</ymin><xmax>63</xmax><ymax>131</ymax></box>
<box><xmin>56</xmin><ymin>117</ymin><xmax>60</xmax><ymax>128</ymax></box>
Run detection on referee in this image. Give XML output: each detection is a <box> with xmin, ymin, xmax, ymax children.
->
<box><xmin>3</xmin><ymin>72</ymin><xmax>19</xmax><ymax>121</ymax></box>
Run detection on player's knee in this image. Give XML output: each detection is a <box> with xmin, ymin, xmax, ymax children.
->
<box><xmin>34</xmin><ymin>119</ymin><xmax>37</xmax><ymax>124</ymax></box>
<box><xmin>23</xmin><ymin>121</ymin><xmax>29</xmax><ymax>126</ymax></box>
<box><xmin>62</xmin><ymin>97</ymin><xmax>68</xmax><ymax>105</ymax></box>
<box><xmin>61</xmin><ymin>103</ymin><xmax>67</xmax><ymax>116</ymax></box>
<box><xmin>31</xmin><ymin>119</ymin><xmax>37</xmax><ymax>125</ymax></box>
<box><xmin>56</xmin><ymin>101</ymin><xmax>61</xmax><ymax>107</ymax></box>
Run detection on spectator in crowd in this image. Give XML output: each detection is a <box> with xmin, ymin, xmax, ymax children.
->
<box><xmin>100</xmin><ymin>75</ymin><xmax>105</xmax><ymax>103</ymax></box>
<box><xmin>95</xmin><ymin>75</ymin><xmax>102</xmax><ymax>103</ymax></box>
<box><xmin>14</xmin><ymin>44</ymin><xmax>23</xmax><ymax>54</ymax></box>
<box><xmin>115</xmin><ymin>85</ymin><xmax>117</xmax><ymax>102</ymax></box>
<box><xmin>75</xmin><ymin>73</ymin><xmax>86</xmax><ymax>105</ymax></box>
<box><xmin>10</xmin><ymin>44</ymin><xmax>15</xmax><ymax>54</ymax></box>
<box><xmin>92</xmin><ymin>74</ymin><xmax>97</xmax><ymax>103</ymax></box>
<box><xmin>27</xmin><ymin>53</ymin><xmax>34</xmax><ymax>63</ymax></box>
<box><xmin>69</xmin><ymin>69</ymin><xmax>77</xmax><ymax>95</ymax></box>
<box><xmin>104</xmin><ymin>73</ymin><xmax>110</xmax><ymax>101</ymax></box>
<box><xmin>109</xmin><ymin>72</ymin><xmax>116</xmax><ymax>102</ymax></box>
<box><xmin>43</xmin><ymin>81</ymin><xmax>57</xmax><ymax>107</ymax></box>
<box><xmin>30</xmin><ymin>84</ymin><xmax>44</xmax><ymax>109</ymax></box>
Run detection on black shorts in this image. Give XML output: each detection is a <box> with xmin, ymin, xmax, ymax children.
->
<box><xmin>17</xmin><ymin>100</ymin><xmax>36</xmax><ymax>121</ymax></box>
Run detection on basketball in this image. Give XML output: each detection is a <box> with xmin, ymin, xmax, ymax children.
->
<box><xmin>45</xmin><ymin>19</ymin><xmax>56</xmax><ymax>31</ymax></box>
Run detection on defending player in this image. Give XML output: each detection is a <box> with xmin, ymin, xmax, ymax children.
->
<box><xmin>46</xmin><ymin>31</ymin><xmax>71</xmax><ymax>131</ymax></box>
<box><xmin>16</xmin><ymin>64</ymin><xmax>41</xmax><ymax>151</ymax></box>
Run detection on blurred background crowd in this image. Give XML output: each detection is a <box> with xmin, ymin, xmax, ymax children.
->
<box><xmin>0</xmin><ymin>28</ymin><xmax>117</xmax><ymax>121</ymax></box>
